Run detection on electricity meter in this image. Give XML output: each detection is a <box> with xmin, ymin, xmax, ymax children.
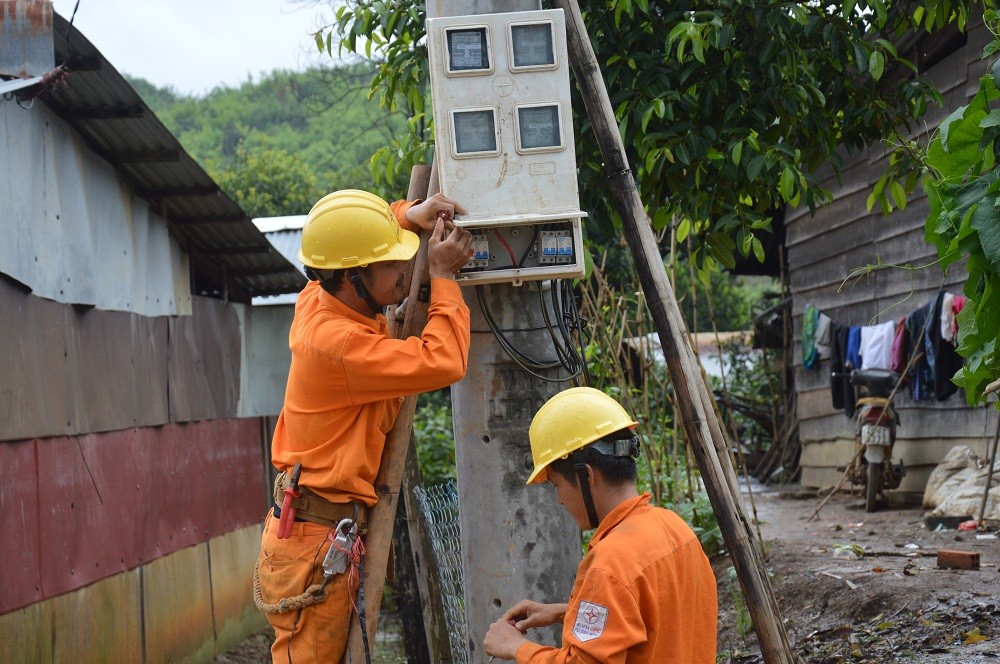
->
<box><xmin>427</xmin><ymin>9</ymin><xmax>586</xmax><ymax>286</ymax></box>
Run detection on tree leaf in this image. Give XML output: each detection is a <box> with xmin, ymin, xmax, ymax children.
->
<box><xmin>676</xmin><ymin>217</ymin><xmax>691</xmax><ymax>242</ymax></box>
<box><xmin>890</xmin><ymin>181</ymin><xmax>907</xmax><ymax>210</ymax></box>
<box><xmin>869</xmin><ymin>51</ymin><xmax>885</xmax><ymax>81</ymax></box>
<box><xmin>964</xmin><ymin>627</ymin><xmax>989</xmax><ymax>644</ymax></box>
<box><xmin>780</xmin><ymin>166</ymin><xmax>795</xmax><ymax>202</ymax></box>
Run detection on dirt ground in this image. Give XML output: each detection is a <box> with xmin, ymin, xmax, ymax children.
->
<box><xmin>717</xmin><ymin>482</ymin><xmax>1000</xmax><ymax>662</ymax></box>
<box><xmin>218</xmin><ymin>484</ymin><xmax>1000</xmax><ymax>663</ymax></box>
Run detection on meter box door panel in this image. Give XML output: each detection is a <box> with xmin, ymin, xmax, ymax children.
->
<box><xmin>427</xmin><ymin>9</ymin><xmax>586</xmax><ymax>285</ymax></box>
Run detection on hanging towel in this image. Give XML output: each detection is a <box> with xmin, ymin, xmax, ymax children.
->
<box><xmin>815</xmin><ymin>313</ymin><xmax>833</xmax><ymax>360</ymax></box>
<box><xmin>941</xmin><ymin>292</ymin><xmax>956</xmax><ymax>343</ymax></box>
<box><xmin>802</xmin><ymin>303</ymin><xmax>819</xmax><ymax>369</ymax></box>
<box><xmin>860</xmin><ymin>321</ymin><xmax>896</xmax><ymax>370</ymax></box>
<box><xmin>846</xmin><ymin>326</ymin><xmax>862</xmax><ymax>369</ymax></box>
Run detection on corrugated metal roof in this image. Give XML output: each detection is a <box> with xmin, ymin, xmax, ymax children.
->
<box><xmin>9</xmin><ymin>12</ymin><xmax>306</xmax><ymax>302</ymax></box>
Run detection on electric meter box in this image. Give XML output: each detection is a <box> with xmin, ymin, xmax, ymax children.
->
<box><xmin>426</xmin><ymin>9</ymin><xmax>586</xmax><ymax>286</ymax></box>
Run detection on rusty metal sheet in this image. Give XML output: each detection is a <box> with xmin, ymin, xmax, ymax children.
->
<box><xmin>0</xmin><ymin>438</ymin><xmax>42</xmax><ymax>614</ymax></box>
<box><xmin>210</xmin><ymin>526</ymin><xmax>269</xmax><ymax>653</ymax></box>
<box><xmin>142</xmin><ymin>544</ymin><xmax>215</xmax><ymax>664</ymax></box>
<box><xmin>36</xmin><ymin>430</ymin><xmax>144</xmax><ymax>600</ymax></box>
<box><xmin>205</xmin><ymin>418</ymin><xmax>271</xmax><ymax>535</ymax></box>
<box><xmin>33</xmin><ymin>420</ymin><xmax>266</xmax><ymax>602</ymax></box>
<box><xmin>0</xmin><ymin>277</ymin><xmax>73</xmax><ymax>442</ymax></box>
<box><xmin>0</xmin><ymin>280</ymin><xmax>170</xmax><ymax>442</ymax></box>
<box><xmin>168</xmin><ymin>296</ymin><xmax>241</xmax><ymax>422</ymax></box>
<box><xmin>137</xmin><ymin>423</ymin><xmax>213</xmax><ymax>558</ymax></box>
<box><xmin>0</xmin><ymin>0</ymin><xmax>54</xmax><ymax>78</ymax></box>
<box><xmin>132</xmin><ymin>313</ymin><xmax>170</xmax><ymax>427</ymax></box>
<box><xmin>65</xmin><ymin>306</ymin><xmax>142</xmax><ymax>433</ymax></box>
<box><xmin>48</xmin><ymin>570</ymin><xmax>143</xmax><ymax>661</ymax></box>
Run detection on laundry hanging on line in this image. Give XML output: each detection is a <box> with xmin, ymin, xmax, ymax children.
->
<box><xmin>801</xmin><ymin>292</ymin><xmax>967</xmax><ymax>415</ymax></box>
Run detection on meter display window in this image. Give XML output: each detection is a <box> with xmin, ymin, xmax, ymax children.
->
<box><xmin>510</xmin><ymin>22</ymin><xmax>555</xmax><ymax>69</ymax></box>
<box><xmin>447</xmin><ymin>28</ymin><xmax>490</xmax><ymax>72</ymax></box>
<box><xmin>516</xmin><ymin>104</ymin><xmax>562</xmax><ymax>152</ymax></box>
<box><xmin>453</xmin><ymin>109</ymin><xmax>499</xmax><ymax>156</ymax></box>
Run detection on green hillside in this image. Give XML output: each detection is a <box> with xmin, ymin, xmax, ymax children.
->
<box><xmin>129</xmin><ymin>64</ymin><xmax>408</xmax><ymax>217</ymax></box>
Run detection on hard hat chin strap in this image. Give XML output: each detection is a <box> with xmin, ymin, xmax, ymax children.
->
<box><xmin>574</xmin><ymin>462</ymin><xmax>600</xmax><ymax>530</ymax></box>
<box><xmin>348</xmin><ymin>268</ymin><xmax>382</xmax><ymax>316</ymax></box>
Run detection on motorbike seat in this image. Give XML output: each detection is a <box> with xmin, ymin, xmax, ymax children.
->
<box><xmin>850</xmin><ymin>368</ymin><xmax>899</xmax><ymax>397</ymax></box>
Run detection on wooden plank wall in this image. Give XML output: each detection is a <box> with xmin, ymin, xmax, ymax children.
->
<box><xmin>786</xmin><ymin>16</ymin><xmax>998</xmax><ymax>496</ymax></box>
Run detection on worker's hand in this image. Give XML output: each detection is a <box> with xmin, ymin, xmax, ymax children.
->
<box><xmin>483</xmin><ymin>616</ymin><xmax>529</xmax><ymax>661</ymax></box>
<box><xmin>428</xmin><ymin>217</ymin><xmax>473</xmax><ymax>279</ymax></box>
<box><xmin>502</xmin><ymin>600</ymin><xmax>567</xmax><ymax>630</ymax></box>
<box><xmin>406</xmin><ymin>193</ymin><xmax>468</xmax><ymax>231</ymax></box>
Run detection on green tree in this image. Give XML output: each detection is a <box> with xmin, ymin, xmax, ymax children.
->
<box><xmin>322</xmin><ymin>0</ymin><xmax>981</xmax><ymax>280</ymax></box>
<box><xmin>131</xmin><ymin>65</ymin><xmax>408</xmax><ymax>199</ymax></box>
<box><xmin>211</xmin><ymin>143</ymin><xmax>322</xmax><ymax>218</ymax></box>
<box><xmin>922</xmin><ymin>10</ymin><xmax>1000</xmax><ymax>407</ymax></box>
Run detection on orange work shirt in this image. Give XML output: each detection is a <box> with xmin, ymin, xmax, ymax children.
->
<box><xmin>516</xmin><ymin>493</ymin><xmax>718</xmax><ymax>663</ymax></box>
<box><xmin>270</xmin><ymin>201</ymin><xmax>471</xmax><ymax>506</ymax></box>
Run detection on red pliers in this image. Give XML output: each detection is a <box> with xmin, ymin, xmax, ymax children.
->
<box><xmin>276</xmin><ymin>463</ymin><xmax>302</xmax><ymax>540</ymax></box>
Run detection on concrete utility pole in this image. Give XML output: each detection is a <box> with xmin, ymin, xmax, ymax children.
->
<box><xmin>550</xmin><ymin>1</ymin><xmax>798</xmax><ymax>662</ymax></box>
<box><xmin>452</xmin><ymin>284</ymin><xmax>580</xmax><ymax>661</ymax></box>
<box><xmin>428</xmin><ymin>3</ymin><xmax>580</xmax><ymax>661</ymax></box>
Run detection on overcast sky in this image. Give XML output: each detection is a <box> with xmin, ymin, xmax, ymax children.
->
<box><xmin>51</xmin><ymin>0</ymin><xmax>335</xmax><ymax>96</ymax></box>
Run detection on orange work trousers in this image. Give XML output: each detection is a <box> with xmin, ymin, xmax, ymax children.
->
<box><xmin>256</xmin><ymin>513</ymin><xmax>356</xmax><ymax>664</ymax></box>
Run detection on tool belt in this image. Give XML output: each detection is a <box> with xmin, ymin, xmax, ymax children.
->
<box><xmin>272</xmin><ymin>471</ymin><xmax>368</xmax><ymax>533</ymax></box>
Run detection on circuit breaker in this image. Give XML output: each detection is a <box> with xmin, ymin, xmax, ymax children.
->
<box><xmin>427</xmin><ymin>9</ymin><xmax>587</xmax><ymax>286</ymax></box>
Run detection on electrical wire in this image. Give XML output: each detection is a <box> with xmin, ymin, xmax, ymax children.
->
<box><xmin>62</xmin><ymin>0</ymin><xmax>82</xmax><ymax>68</ymax></box>
<box><xmin>492</xmin><ymin>229</ymin><xmax>517</xmax><ymax>265</ymax></box>
<box><xmin>552</xmin><ymin>279</ymin><xmax>589</xmax><ymax>385</ymax></box>
<box><xmin>539</xmin><ymin>284</ymin><xmax>579</xmax><ymax>377</ymax></box>
<box><xmin>557</xmin><ymin>279</ymin><xmax>591</xmax><ymax>386</ymax></box>
<box><xmin>475</xmin><ymin>280</ymin><xmax>588</xmax><ymax>384</ymax></box>
<box><xmin>518</xmin><ymin>225</ymin><xmax>539</xmax><ymax>267</ymax></box>
<box><xmin>476</xmin><ymin>286</ymin><xmax>561</xmax><ymax>368</ymax></box>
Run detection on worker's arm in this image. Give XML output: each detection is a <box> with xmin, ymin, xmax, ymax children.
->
<box><xmin>339</xmin><ymin>282</ymin><xmax>470</xmax><ymax>401</ymax></box>
<box><xmin>484</xmin><ymin>601</ymin><xmax>568</xmax><ymax>661</ymax></box>
<box><xmin>509</xmin><ymin>568</ymin><xmax>646</xmax><ymax>664</ymax></box>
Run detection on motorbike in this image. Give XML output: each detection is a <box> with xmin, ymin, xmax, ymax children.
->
<box><xmin>840</xmin><ymin>368</ymin><xmax>906</xmax><ymax>512</ymax></box>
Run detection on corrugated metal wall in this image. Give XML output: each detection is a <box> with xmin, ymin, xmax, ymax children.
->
<box><xmin>236</xmin><ymin>302</ymin><xmax>293</xmax><ymax>418</ymax></box>
<box><xmin>0</xmin><ymin>420</ymin><xmax>263</xmax><ymax>615</ymax></box>
<box><xmin>0</xmin><ymin>53</ymin><xmax>294</xmax><ymax>661</ymax></box>
<box><xmin>0</xmin><ymin>101</ymin><xmax>191</xmax><ymax>317</ymax></box>
<box><xmin>786</xmin><ymin>15</ymin><xmax>999</xmax><ymax>493</ymax></box>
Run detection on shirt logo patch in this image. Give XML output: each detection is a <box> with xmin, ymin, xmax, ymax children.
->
<box><xmin>572</xmin><ymin>600</ymin><xmax>609</xmax><ymax>642</ymax></box>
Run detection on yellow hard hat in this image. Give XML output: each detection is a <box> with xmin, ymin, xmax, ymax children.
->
<box><xmin>526</xmin><ymin>387</ymin><xmax>639</xmax><ymax>485</ymax></box>
<box><xmin>297</xmin><ymin>189</ymin><xmax>420</xmax><ymax>269</ymax></box>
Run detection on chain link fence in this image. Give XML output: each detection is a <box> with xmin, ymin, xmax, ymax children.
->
<box><xmin>412</xmin><ymin>480</ymin><xmax>469</xmax><ymax>664</ymax></box>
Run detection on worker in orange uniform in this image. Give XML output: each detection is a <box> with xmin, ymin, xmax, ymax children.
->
<box><xmin>484</xmin><ymin>387</ymin><xmax>718</xmax><ymax>663</ymax></box>
<box><xmin>254</xmin><ymin>189</ymin><xmax>474</xmax><ymax>664</ymax></box>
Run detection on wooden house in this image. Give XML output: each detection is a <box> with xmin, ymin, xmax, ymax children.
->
<box><xmin>787</xmin><ymin>13</ymin><xmax>999</xmax><ymax>497</ymax></box>
<box><xmin>0</xmin><ymin>3</ymin><xmax>303</xmax><ymax>660</ymax></box>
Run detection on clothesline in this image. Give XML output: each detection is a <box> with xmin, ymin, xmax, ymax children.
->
<box><xmin>800</xmin><ymin>290</ymin><xmax>966</xmax><ymax>415</ymax></box>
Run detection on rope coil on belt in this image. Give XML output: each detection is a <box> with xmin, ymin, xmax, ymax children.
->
<box><xmin>252</xmin><ymin>563</ymin><xmax>328</xmax><ymax>614</ymax></box>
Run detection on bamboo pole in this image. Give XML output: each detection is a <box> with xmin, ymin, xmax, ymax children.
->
<box><xmin>551</xmin><ymin>2</ymin><xmax>797</xmax><ymax>661</ymax></box>
<box><xmin>342</xmin><ymin>164</ymin><xmax>441</xmax><ymax>663</ymax></box>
